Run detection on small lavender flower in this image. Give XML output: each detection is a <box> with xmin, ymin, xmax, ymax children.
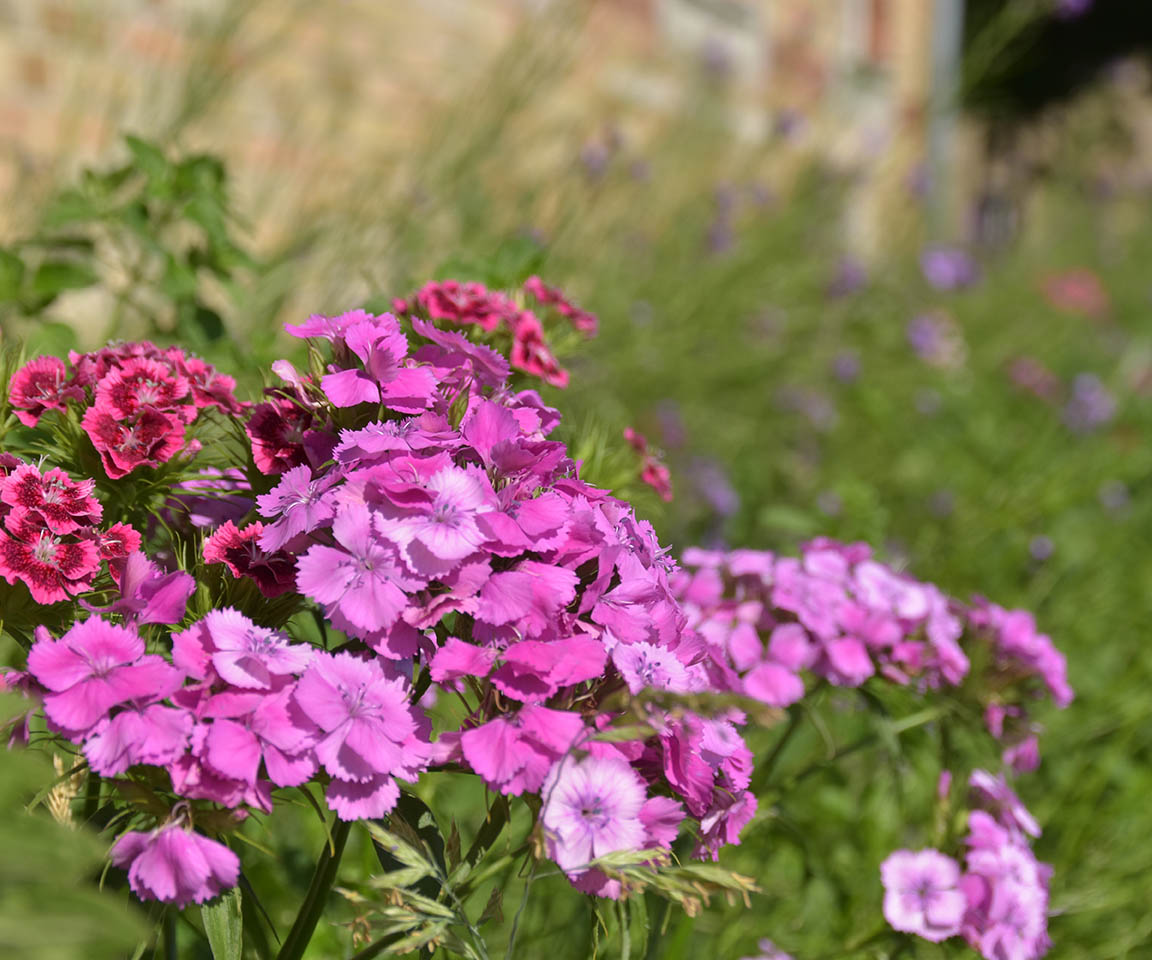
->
<box><xmin>689</xmin><ymin>458</ymin><xmax>740</xmax><ymax>517</ymax></box>
<box><xmin>1030</xmin><ymin>535</ymin><xmax>1055</xmax><ymax>562</ymax></box>
<box><xmin>1063</xmin><ymin>373</ymin><xmax>1116</xmax><ymax>433</ymax></box>
<box><xmin>832</xmin><ymin>350</ymin><xmax>860</xmax><ymax>383</ymax></box>
<box><xmin>920</xmin><ymin>247</ymin><xmax>978</xmax><ymax>291</ymax></box>
<box><xmin>827</xmin><ymin>256</ymin><xmax>867</xmax><ymax>299</ymax></box>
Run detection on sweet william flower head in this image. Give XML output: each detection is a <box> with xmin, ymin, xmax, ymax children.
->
<box><xmin>542</xmin><ymin>755</ymin><xmax>648</xmax><ymax>874</ymax></box>
<box><xmin>880</xmin><ymin>848</ymin><xmax>967</xmax><ymax>942</ymax></box>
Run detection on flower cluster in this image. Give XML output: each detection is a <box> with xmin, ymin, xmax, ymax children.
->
<box><xmin>392</xmin><ymin>276</ymin><xmax>597</xmax><ymax>388</ymax></box>
<box><xmin>0</xmin><ymin>459</ymin><xmax>141</xmax><ymax>604</ymax></box>
<box><xmin>9</xmin><ymin>342</ymin><xmax>242</xmax><ymax>478</ymax></box>
<box><xmin>673</xmin><ymin>540</ymin><xmax>1071</xmax><ymax>768</ymax></box>
<box><xmin>881</xmin><ymin>771</ymin><xmax>1052</xmax><ymax>960</ymax></box>
<box><xmin>22</xmin><ymin>606</ymin><xmax>429</xmax><ymax>900</ymax></box>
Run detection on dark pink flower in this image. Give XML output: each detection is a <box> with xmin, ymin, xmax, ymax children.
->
<box><xmin>8</xmin><ymin>355</ymin><xmax>82</xmax><ymax>426</ymax></box>
<box><xmin>1</xmin><ymin>464</ymin><xmax>102</xmax><ymax>534</ymax></box>
<box><xmin>509</xmin><ymin>313</ymin><xmax>569</xmax><ymax>388</ymax></box>
<box><xmin>523</xmin><ymin>275</ymin><xmax>598</xmax><ymax>336</ymax></box>
<box><xmin>94</xmin><ymin>357</ymin><xmax>192</xmax><ymax>421</ymax></box>
<box><xmin>415</xmin><ymin>281</ymin><xmax>517</xmax><ymax>332</ymax></box>
<box><xmin>245</xmin><ymin>397</ymin><xmax>314</xmax><ymax>475</ymax></box>
<box><xmin>203</xmin><ymin>521</ymin><xmax>297</xmax><ymax>598</ymax></box>
<box><xmin>81</xmin><ymin>404</ymin><xmax>186</xmax><ymax>478</ymax></box>
<box><xmin>0</xmin><ymin>515</ymin><xmax>102</xmax><ymax>605</ymax></box>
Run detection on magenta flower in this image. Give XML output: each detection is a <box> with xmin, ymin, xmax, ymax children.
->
<box><xmin>26</xmin><ymin>618</ymin><xmax>181</xmax><ymax>733</ymax></box>
<box><xmin>1</xmin><ymin>464</ymin><xmax>102</xmax><ymax>534</ymax></box>
<box><xmin>8</xmin><ymin>355</ymin><xmax>83</xmax><ymax>426</ymax></box>
<box><xmin>84</xmin><ymin>703</ymin><xmax>193</xmax><ymax>776</ymax></box>
<box><xmin>881</xmin><ymin>849</ymin><xmax>967</xmax><ymax>942</ymax></box>
<box><xmin>380</xmin><ymin>465</ymin><xmax>496</xmax><ymax>576</ymax></box>
<box><xmin>542</xmin><ymin>755</ymin><xmax>647</xmax><ymax>873</ymax></box>
<box><xmin>294</xmin><ymin>652</ymin><xmax>420</xmax><ymax>784</ymax></box>
<box><xmin>203</xmin><ymin>520</ymin><xmax>297</xmax><ymax>598</ymax></box>
<box><xmin>255</xmin><ymin>465</ymin><xmax>337</xmax><ymax>551</ymax></box>
<box><xmin>0</xmin><ymin>515</ymin><xmax>102</xmax><ymax>604</ymax></box>
<box><xmin>320</xmin><ymin>315</ymin><xmax>437</xmax><ymax>413</ymax></box>
<box><xmin>245</xmin><ymin>397</ymin><xmax>319</xmax><ymax>475</ymax></box>
<box><xmin>110</xmin><ymin>823</ymin><xmax>240</xmax><ymax>906</ymax></box>
<box><xmin>460</xmin><ymin>706</ymin><xmax>585</xmax><ymax>795</ymax></box>
<box><xmin>296</xmin><ymin>505</ymin><xmax>422</xmax><ymax>634</ymax></box>
<box><xmin>81</xmin><ymin>403</ymin><xmax>186</xmax><ymax>478</ymax></box>
<box><xmin>84</xmin><ymin>551</ymin><xmax>194</xmax><ymax>625</ymax></box>
<box><xmin>201</xmin><ymin>608</ymin><xmax>314</xmax><ymax>689</ymax></box>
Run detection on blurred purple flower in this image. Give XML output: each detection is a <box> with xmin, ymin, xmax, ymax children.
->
<box><xmin>580</xmin><ymin>142</ymin><xmax>611</xmax><ymax>181</ymax></box>
<box><xmin>1062</xmin><ymin>373</ymin><xmax>1116</xmax><ymax>432</ymax></box>
<box><xmin>832</xmin><ymin>351</ymin><xmax>860</xmax><ymax>383</ymax></box>
<box><xmin>1030</xmin><ymin>535</ymin><xmax>1055</xmax><ymax>562</ymax></box>
<box><xmin>656</xmin><ymin>399</ymin><xmax>686</xmax><ymax>450</ymax></box>
<box><xmin>906</xmin><ymin>312</ymin><xmax>966</xmax><ymax>369</ymax></box>
<box><xmin>689</xmin><ymin>458</ymin><xmax>740</xmax><ymax>517</ymax></box>
<box><xmin>827</xmin><ymin>256</ymin><xmax>867</xmax><ymax>299</ymax></box>
<box><xmin>929</xmin><ymin>489</ymin><xmax>955</xmax><ymax>517</ymax></box>
<box><xmin>1056</xmin><ymin>0</ymin><xmax>1092</xmax><ymax>18</ymax></box>
<box><xmin>773</xmin><ymin>109</ymin><xmax>805</xmax><ymax>142</ymax></box>
<box><xmin>920</xmin><ymin>247</ymin><xmax>978</xmax><ymax>291</ymax></box>
<box><xmin>1098</xmin><ymin>481</ymin><xmax>1130</xmax><ymax>512</ymax></box>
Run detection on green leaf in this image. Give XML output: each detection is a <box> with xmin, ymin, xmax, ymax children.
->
<box><xmin>202</xmin><ymin>886</ymin><xmax>243</xmax><ymax>960</ymax></box>
<box><xmin>30</xmin><ymin>260</ymin><xmax>98</xmax><ymax>300</ymax></box>
<box><xmin>0</xmin><ymin>248</ymin><xmax>25</xmax><ymax>301</ymax></box>
<box><xmin>124</xmin><ymin>135</ymin><xmax>169</xmax><ymax>183</ymax></box>
<box><xmin>41</xmin><ymin>189</ymin><xmax>99</xmax><ymax>228</ymax></box>
<box><xmin>24</xmin><ymin>321</ymin><xmax>78</xmax><ymax>358</ymax></box>
<box><xmin>161</xmin><ymin>255</ymin><xmax>198</xmax><ymax>301</ymax></box>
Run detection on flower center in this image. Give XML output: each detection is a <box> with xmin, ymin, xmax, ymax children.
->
<box><xmin>32</xmin><ymin>532</ymin><xmax>60</xmax><ymax>566</ymax></box>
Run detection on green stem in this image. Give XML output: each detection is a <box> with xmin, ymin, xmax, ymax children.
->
<box><xmin>163</xmin><ymin>909</ymin><xmax>178</xmax><ymax>960</ymax></box>
<box><xmin>749</xmin><ymin>705</ymin><xmax>805</xmax><ymax>795</ymax></box>
<box><xmin>275</xmin><ymin>817</ymin><xmax>352</xmax><ymax>960</ymax></box>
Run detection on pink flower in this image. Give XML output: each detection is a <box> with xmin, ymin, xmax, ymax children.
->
<box><xmin>81</xmin><ymin>403</ymin><xmax>186</xmax><ymax>478</ymax></box>
<box><xmin>245</xmin><ymin>397</ymin><xmax>315</xmax><ymax>475</ymax></box>
<box><xmin>255</xmin><ymin>465</ymin><xmax>337</xmax><ymax>551</ymax></box>
<box><xmin>26</xmin><ymin>618</ymin><xmax>181</xmax><ymax>733</ymax></box>
<box><xmin>8</xmin><ymin>355</ymin><xmax>82</xmax><ymax>426</ymax></box>
<box><xmin>203</xmin><ymin>521</ymin><xmax>297</xmax><ymax>598</ymax></box>
<box><xmin>84</xmin><ymin>551</ymin><xmax>194</xmax><ymax>624</ymax></box>
<box><xmin>296</xmin><ymin>505</ymin><xmax>422</xmax><ymax>635</ymax></box>
<box><xmin>509</xmin><ymin>312</ymin><xmax>569</xmax><ymax>388</ymax></box>
<box><xmin>415</xmin><ymin>280</ymin><xmax>517</xmax><ymax>332</ymax></box>
<box><xmin>459</xmin><ymin>706</ymin><xmax>585</xmax><ymax>795</ymax></box>
<box><xmin>200</xmin><ymin>608</ymin><xmax>314</xmax><ymax>689</ymax></box>
<box><xmin>541</xmin><ymin>755</ymin><xmax>647</xmax><ymax>873</ymax></box>
<box><xmin>93</xmin><ymin>357</ymin><xmax>192</xmax><ymax>421</ymax></box>
<box><xmin>1</xmin><ymin>464</ymin><xmax>102</xmax><ymax>534</ymax></box>
<box><xmin>0</xmin><ymin>515</ymin><xmax>102</xmax><ymax>604</ymax></box>
<box><xmin>380</xmin><ymin>466</ymin><xmax>496</xmax><ymax>576</ymax></box>
<box><xmin>294</xmin><ymin>652</ymin><xmax>424</xmax><ymax>786</ymax></box>
<box><xmin>110</xmin><ymin>823</ymin><xmax>240</xmax><ymax>906</ymax></box>
<box><xmin>172</xmin><ymin>353</ymin><xmax>243</xmax><ymax>413</ymax></box>
<box><xmin>880</xmin><ymin>849</ymin><xmax>967</xmax><ymax>942</ymax></box>
<box><xmin>84</xmin><ymin>703</ymin><xmax>193</xmax><ymax>776</ymax></box>
<box><xmin>523</xmin><ymin>275</ymin><xmax>598</xmax><ymax>336</ymax></box>
<box><xmin>320</xmin><ymin>315</ymin><xmax>437</xmax><ymax>413</ymax></box>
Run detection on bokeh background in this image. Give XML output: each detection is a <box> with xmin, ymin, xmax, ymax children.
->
<box><xmin>3</xmin><ymin>0</ymin><xmax>1152</xmax><ymax>957</ymax></box>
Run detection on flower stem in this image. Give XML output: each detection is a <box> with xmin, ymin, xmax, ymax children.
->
<box><xmin>275</xmin><ymin>816</ymin><xmax>352</xmax><ymax>960</ymax></box>
<box><xmin>749</xmin><ymin>705</ymin><xmax>805</xmax><ymax>795</ymax></box>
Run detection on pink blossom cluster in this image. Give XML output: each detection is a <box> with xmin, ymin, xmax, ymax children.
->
<box><xmin>0</xmin><ymin>458</ymin><xmax>141</xmax><ymax>604</ymax></box>
<box><xmin>672</xmin><ymin>540</ymin><xmax>1071</xmax><ymax>769</ymax></box>
<box><xmin>881</xmin><ymin>771</ymin><xmax>1052</xmax><ymax>959</ymax></box>
<box><xmin>8</xmin><ymin>342</ymin><xmax>242</xmax><ymax>478</ymax></box>
<box><xmin>19</xmin><ymin>607</ymin><xmax>428</xmax><ymax>903</ymax></box>
<box><xmin>391</xmin><ymin>276</ymin><xmax>598</xmax><ymax>388</ymax></box>
<box><xmin>238</xmin><ymin>307</ymin><xmax>756</xmax><ymax>894</ymax></box>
